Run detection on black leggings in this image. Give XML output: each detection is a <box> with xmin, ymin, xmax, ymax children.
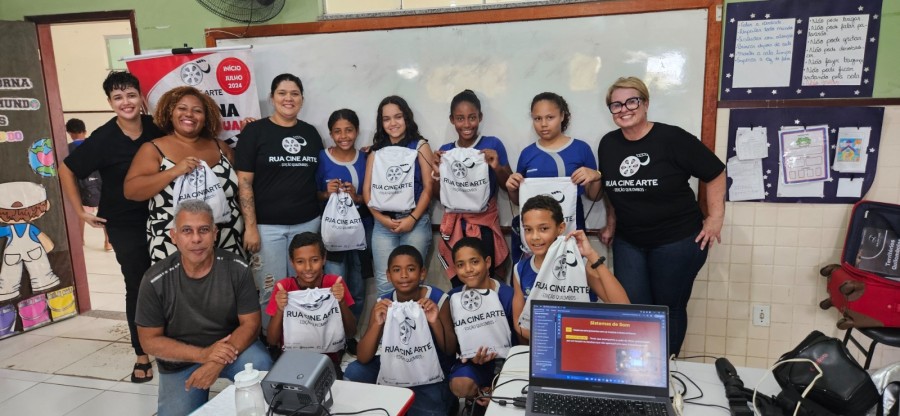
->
<box><xmin>105</xmin><ymin>225</ymin><xmax>151</xmax><ymax>356</ymax></box>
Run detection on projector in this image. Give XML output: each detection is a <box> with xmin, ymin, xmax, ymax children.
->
<box><xmin>262</xmin><ymin>350</ymin><xmax>336</xmax><ymax>416</ymax></box>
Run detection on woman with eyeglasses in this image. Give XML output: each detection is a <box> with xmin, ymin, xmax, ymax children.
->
<box><xmin>596</xmin><ymin>76</ymin><xmax>725</xmax><ymax>356</ymax></box>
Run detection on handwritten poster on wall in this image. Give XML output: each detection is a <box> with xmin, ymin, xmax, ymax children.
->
<box><xmin>802</xmin><ymin>15</ymin><xmax>869</xmax><ymax>86</ymax></box>
<box><xmin>733</xmin><ymin>19</ymin><xmax>795</xmax><ymax>88</ymax></box>
<box><xmin>722</xmin><ymin>0</ymin><xmax>882</xmax><ymax>100</ymax></box>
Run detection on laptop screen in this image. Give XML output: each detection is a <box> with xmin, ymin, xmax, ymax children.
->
<box><xmin>530</xmin><ymin>301</ymin><xmax>669</xmax><ymax>390</ymax></box>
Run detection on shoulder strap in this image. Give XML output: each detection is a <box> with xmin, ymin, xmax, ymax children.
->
<box><xmin>148</xmin><ymin>140</ymin><xmax>165</xmax><ymax>157</ymax></box>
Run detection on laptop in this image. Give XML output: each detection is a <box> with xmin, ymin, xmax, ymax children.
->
<box><xmin>526</xmin><ymin>300</ymin><xmax>676</xmax><ymax>416</ymax></box>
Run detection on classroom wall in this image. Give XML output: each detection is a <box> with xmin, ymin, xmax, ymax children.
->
<box><xmin>3</xmin><ymin>0</ymin><xmax>900</xmax><ymax>368</ymax></box>
<box><xmin>0</xmin><ymin>0</ymin><xmax>320</xmax><ymax>50</ymax></box>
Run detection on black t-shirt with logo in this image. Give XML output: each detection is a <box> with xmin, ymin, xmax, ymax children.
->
<box><xmin>597</xmin><ymin>122</ymin><xmax>724</xmax><ymax>247</ymax></box>
<box><xmin>234</xmin><ymin>118</ymin><xmax>324</xmax><ymax>225</ymax></box>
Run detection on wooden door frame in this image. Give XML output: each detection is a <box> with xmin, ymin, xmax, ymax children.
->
<box><xmin>25</xmin><ymin>10</ymin><xmax>141</xmax><ymax>313</ymax></box>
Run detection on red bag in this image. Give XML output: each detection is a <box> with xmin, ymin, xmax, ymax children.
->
<box><xmin>819</xmin><ymin>200</ymin><xmax>900</xmax><ymax>329</ymax></box>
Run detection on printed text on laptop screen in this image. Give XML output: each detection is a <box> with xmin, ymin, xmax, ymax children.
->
<box><xmin>531</xmin><ymin>303</ymin><xmax>667</xmax><ymax>388</ymax></box>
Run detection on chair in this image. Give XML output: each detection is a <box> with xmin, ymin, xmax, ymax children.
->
<box><xmin>842</xmin><ymin>327</ymin><xmax>900</xmax><ymax>370</ymax></box>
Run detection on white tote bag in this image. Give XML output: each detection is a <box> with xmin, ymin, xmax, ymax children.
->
<box><xmin>378</xmin><ymin>301</ymin><xmax>444</xmax><ymax>387</ymax></box>
<box><xmin>282</xmin><ymin>288</ymin><xmax>345</xmax><ymax>353</ymax></box>
<box><xmin>518</xmin><ymin>177</ymin><xmax>577</xmax><ymax>253</ymax></box>
<box><xmin>440</xmin><ymin>147</ymin><xmax>490</xmax><ymax>213</ymax></box>
<box><xmin>450</xmin><ymin>285</ymin><xmax>512</xmax><ymax>359</ymax></box>
<box><xmin>172</xmin><ymin>160</ymin><xmax>230</xmax><ymax>224</ymax></box>
<box><xmin>368</xmin><ymin>146</ymin><xmax>418</xmax><ymax>213</ymax></box>
<box><xmin>517</xmin><ymin>236</ymin><xmax>590</xmax><ymax>330</ymax></box>
<box><xmin>321</xmin><ymin>190</ymin><xmax>366</xmax><ymax>251</ymax></box>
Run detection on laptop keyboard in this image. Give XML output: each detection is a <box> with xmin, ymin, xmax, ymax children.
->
<box><xmin>532</xmin><ymin>392</ymin><xmax>668</xmax><ymax>416</ymax></box>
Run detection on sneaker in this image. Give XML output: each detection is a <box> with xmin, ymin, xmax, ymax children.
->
<box><xmin>346</xmin><ymin>338</ymin><xmax>358</xmax><ymax>356</ymax></box>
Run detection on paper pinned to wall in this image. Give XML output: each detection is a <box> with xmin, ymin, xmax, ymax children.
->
<box><xmin>836</xmin><ymin>177</ymin><xmax>864</xmax><ymax>198</ymax></box>
<box><xmin>802</xmin><ymin>15</ymin><xmax>869</xmax><ymax>86</ymax></box>
<box><xmin>735</xmin><ymin>127</ymin><xmax>769</xmax><ymax>160</ymax></box>
<box><xmin>832</xmin><ymin>127</ymin><xmax>871</xmax><ymax>173</ymax></box>
<box><xmin>779</xmin><ymin>125</ymin><xmax>830</xmax><ymax>184</ymax></box>
<box><xmin>776</xmin><ymin>168</ymin><xmax>824</xmax><ymax>198</ymax></box>
<box><xmin>732</xmin><ymin>18</ymin><xmax>796</xmax><ymax>88</ymax></box>
<box><xmin>727</xmin><ymin>156</ymin><xmax>765</xmax><ymax>201</ymax></box>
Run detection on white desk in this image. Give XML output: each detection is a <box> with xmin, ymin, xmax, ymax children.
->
<box><xmin>192</xmin><ymin>378</ymin><xmax>415</xmax><ymax>416</ymax></box>
<box><xmin>487</xmin><ymin>346</ymin><xmax>780</xmax><ymax>416</ymax></box>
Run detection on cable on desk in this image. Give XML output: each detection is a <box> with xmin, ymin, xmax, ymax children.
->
<box><xmin>672</xmin><ymin>370</ymin><xmax>731</xmax><ymax>413</ymax></box>
<box><xmin>330</xmin><ymin>408</ymin><xmax>390</xmax><ymax>416</ymax></box>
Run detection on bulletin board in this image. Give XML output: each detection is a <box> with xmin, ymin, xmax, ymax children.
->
<box><xmin>725</xmin><ymin>107</ymin><xmax>884</xmax><ymax>204</ymax></box>
<box><xmin>0</xmin><ymin>21</ymin><xmax>77</xmax><ymax>340</ymax></box>
<box><xmin>721</xmin><ymin>0</ymin><xmax>882</xmax><ymax>100</ymax></box>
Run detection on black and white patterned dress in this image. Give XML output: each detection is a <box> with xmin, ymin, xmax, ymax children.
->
<box><xmin>146</xmin><ymin>143</ymin><xmax>245</xmax><ymax>263</ymax></box>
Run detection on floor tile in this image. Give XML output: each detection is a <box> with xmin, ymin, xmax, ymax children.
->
<box><xmin>58</xmin><ymin>342</ymin><xmax>148</xmax><ymax>381</ymax></box>
<box><xmin>0</xmin><ymin>383</ymin><xmax>101</xmax><ymax>416</ymax></box>
<box><xmin>0</xmin><ymin>337</ymin><xmax>111</xmax><ymax>374</ymax></box>
<box><xmin>0</xmin><ymin>333</ymin><xmax>54</xmax><ymax>361</ymax></box>
<box><xmin>90</xmin><ymin>292</ymin><xmax>126</xmax><ymax>312</ymax></box>
<box><xmin>28</xmin><ymin>316</ymin><xmax>98</xmax><ymax>337</ymax></box>
<box><xmin>0</xmin><ymin>368</ymin><xmax>54</xmax><ymax>382</ymax></box>
<box><xmin>45</xmin><ymin>374</ymin><xmax>117</xmax><ymax>390</ymax></box>
<box><xmin>64</xmin><ymin>390</ymin><xmax>157</xmax><ymax>416</ymax></box>
<box><xmin>107</xmin><ymin>380</ymin><xmax>159</xmax><ymax>396</ymax></box>
<box><xmin>86</xmin><ymin>273</ymin><xmax>125</xmax><ymax>294</ymax></box>
<box><xmin>0</xmin><ymin>378</ymin><xmax>37</xmax><ymax>404</ymax></box>
<box><xmin>57</xmin><ymin>317</ymin><xmax>129</xmax><ymax>342</ymax></box>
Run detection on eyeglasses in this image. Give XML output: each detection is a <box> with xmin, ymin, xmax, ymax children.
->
<box><xmin>608</xmin><ymin>97</ymin><xmax>642</xmax><ymax>114</ymax></box>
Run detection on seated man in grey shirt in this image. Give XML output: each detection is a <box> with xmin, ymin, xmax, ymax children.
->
<box><xmin>136</xmin><ymin>199</ymin><xmax>272</xmax><ymax>416</ymax></box>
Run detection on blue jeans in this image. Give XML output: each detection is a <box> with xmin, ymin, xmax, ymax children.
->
<box><xmin>254</xmin><ymin>217</ymin><xmax>321</xmax><ymax>330</ymax></box>
<box><xmin>344</xmin><ymin>356</ymin><xmax>455</xmax><ymax>416</ymax></box>
<box><xmin>157</xmin><ymin>340</ymin><xmax>272</xmax><ymax>416</ymax></box>
<box><xmin>612</xmin><ymin>231</ymin><xmax>708</xmax><ymax>357</ymax></box>
<box><xmin>371</xmin><ymin>212</ymin><xmax>432</xmax><ymax>296</ymax></box>
<box><xmin>325</xmin><ymin>218</ymin><xmax>373</xmax><ymax>319</ymax></box>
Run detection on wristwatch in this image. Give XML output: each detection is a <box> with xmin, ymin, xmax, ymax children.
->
<box><xmin>590</xmin><ymin>256</ymin><xmax>606</xmax><ymax>269</ymax></box>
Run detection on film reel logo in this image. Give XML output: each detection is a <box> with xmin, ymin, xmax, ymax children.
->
<box><xmin>298</xmin><ymin>293</ymin><xmax>329</xmax><ymax>311</ymax></box>
<box><xmin>552</xmin><ymin>249</ymin><xmax>579</xmax><ymax>280</ymax></box>
<box><xmin>179</xmin><ymin>59</ymin><xmax>211</xmax><ymax>86</ymax></box>
<box><xmin>386</xmin><ymin>163</ymin><xmax>412</xmax><ymax>183</ymax></box>
<box><xmin>398</xmin><ymin>313</ymin><xmax>417</xmax><ymax>345</ymax></box>
<box><xmin>460</xmin><ymin>289</ymin><xmax>483</xmax><ymax>312</ymax></box>
<box><xmin>282</xmin><ymin>136</ymin><xmax>307</xmax><ymax>154</ymax></box>
<box><xmin>619</xmin><ymin>153</ymin><xmax>651</xmax><ymax>177</ymax></box>
<box><xmin>541</xmin><ymin>190</ymin><xmax>566</xmax><ymax>204</ymax></box>
<box><xmin>336</xmin><ymin>193</ymin><xmax>354</xmax><ymax>217</ymax></box>
<box><xmin>450</xmin><ymin>158</ymin><xmax>476</xmax><ymax>179</ymax></box>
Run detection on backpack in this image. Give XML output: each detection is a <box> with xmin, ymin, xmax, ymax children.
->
<box><xmin>440</xmin><ymin>147</ymin><xmax>489</xmax><ymax>213</ymax></box>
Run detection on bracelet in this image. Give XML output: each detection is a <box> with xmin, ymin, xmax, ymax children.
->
<box><xmin>409</xmin><ymin>213</ymin><xmax>418</xmax><ymax>221</ymax></box>
<box><xmin>590</xmin><ymin>256</ymin><xmax>606</xmax><ymax>269</ymax></box>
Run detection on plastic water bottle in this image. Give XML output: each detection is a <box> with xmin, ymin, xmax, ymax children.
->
<box><xmin>234</xmin><ymin>363</ymin><xmax>266</xmax><ymax>416</ymax></box>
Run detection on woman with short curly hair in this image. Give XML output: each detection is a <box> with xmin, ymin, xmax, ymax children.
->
<box><xmin>124</xmin><ymin>86</ymin><xmax>245</xmax><ymax>263</ymax></box>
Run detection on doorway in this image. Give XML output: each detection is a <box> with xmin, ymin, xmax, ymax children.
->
<box><xmin>26</xmin><ymin>11</ymin><xmax>141</xmax><ymax>315</ymax></box>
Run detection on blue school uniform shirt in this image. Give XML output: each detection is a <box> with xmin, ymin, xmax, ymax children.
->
<box><xmin>439</xmin><ymin>136</ymin><xmax>509</xmax><ymax>199</ymax></box>
<box><xmin>380</xmin><ymin>285</ymin><xmax>454</xmax><ymax>371</ymax></box>
<box><xmin>514</xmin><ymin>257</ymin><xmax>598</xmax><ymax>302</ymax></box>
<box><xmin>448</xmin><ymin>278</ymin><xmax>516</xmax><ymax>340</ymax></box>
<box><xmin>515</xmin><ymin>138</ymin><xmax>597</xmax><ymax>229</ymax></box>
<box><xmin>316</xmin><ymin>148</ymin><xmax>371</xmax><ymax>218</ymax></box>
